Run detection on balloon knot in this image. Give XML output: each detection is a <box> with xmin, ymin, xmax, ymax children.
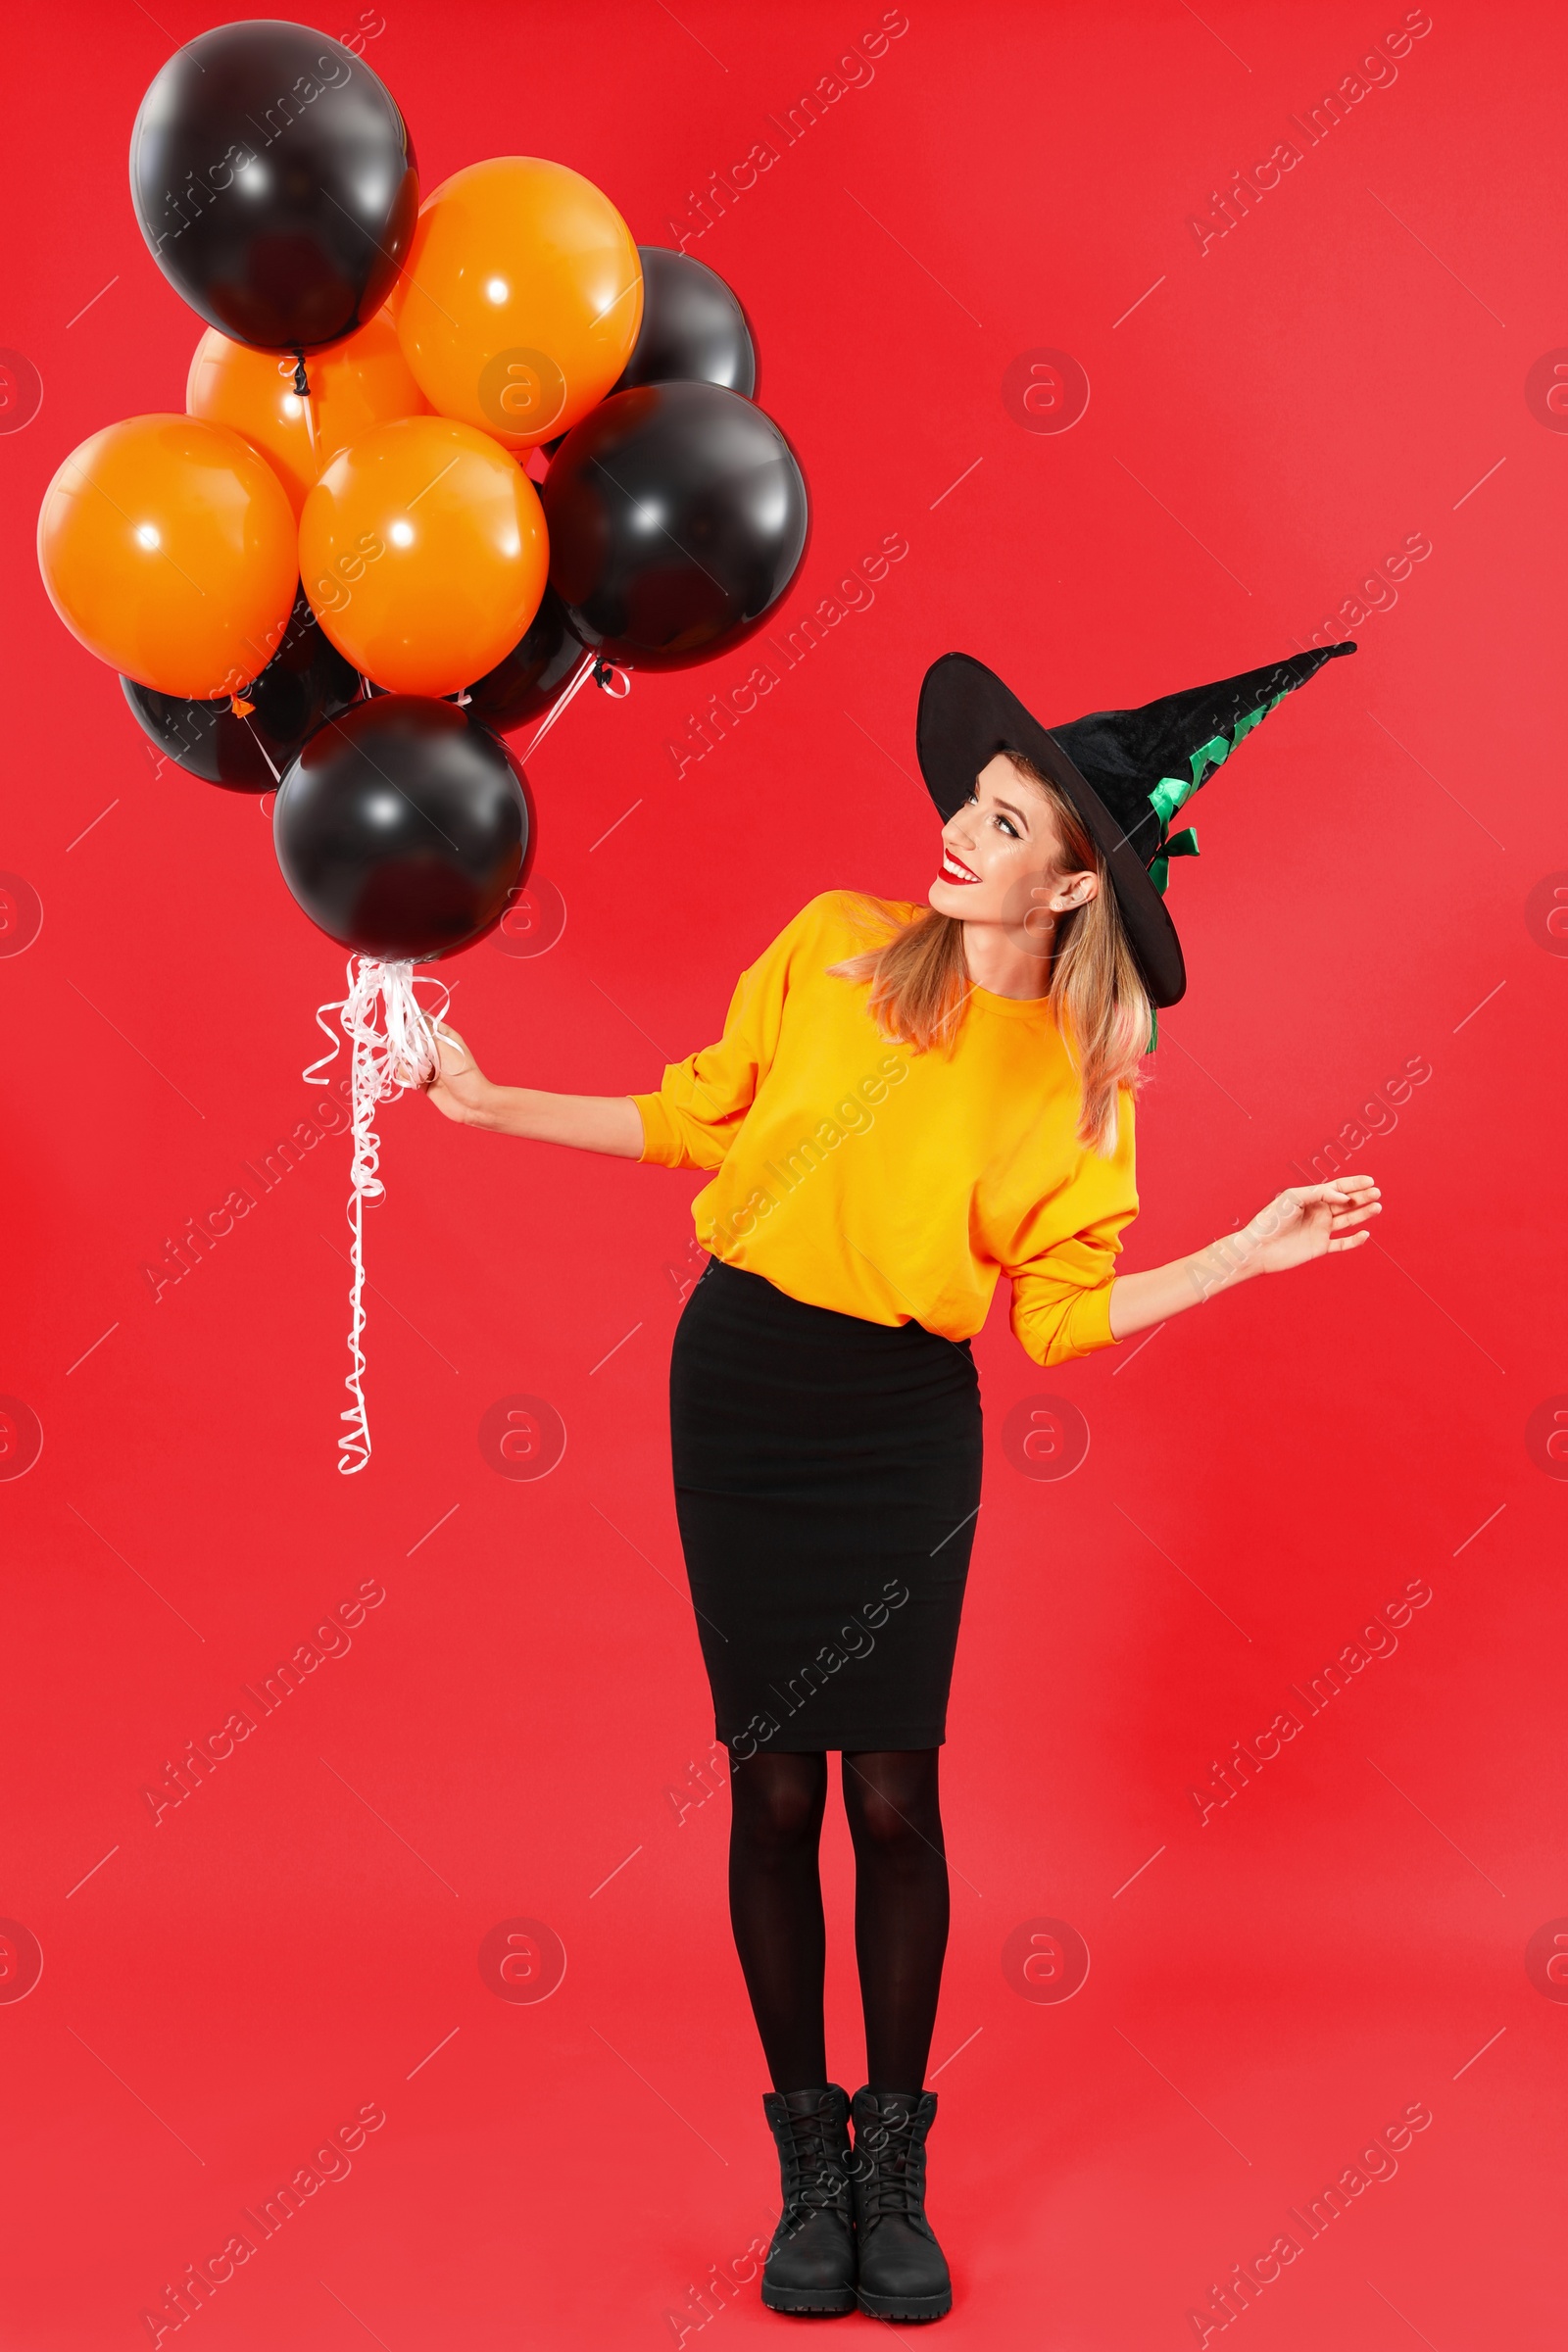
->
<box><xmin>292</xmin><ymin>355</ymin><xmax>309</xmax><ymax>397</ymax></box>
<box><xmin>229</xmin><ymin>696</ymin><xmax>256</xmax><ymax>717</ymax></box>
<box><xmin>592</xmin><ymin>657</ymin><xmax>630</xmax><ymax>698</ymax></box>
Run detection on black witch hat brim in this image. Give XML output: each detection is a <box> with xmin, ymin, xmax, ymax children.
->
<box><xmin>915</xmin><ymin>644</ymin><xmax>1355</xmax><ymax>1008</ymax></box>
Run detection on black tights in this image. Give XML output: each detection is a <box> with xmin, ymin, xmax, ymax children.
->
<box><xmin>727</xmin><ymin>1748</ymin><xmax>949</xmax><ymax>2095</ymax></box>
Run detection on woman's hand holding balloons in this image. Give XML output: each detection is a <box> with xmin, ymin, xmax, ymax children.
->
<box><xmin>410</xmin><ymin>1022</ymin><xmax>493</xmax><ymax>1122</ymax></box>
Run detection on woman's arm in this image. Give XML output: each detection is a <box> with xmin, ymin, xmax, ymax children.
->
<box><xmin>414</xmin><ymin>1023</ymin><xmax>644</xmax><ymax>1158</ymax></box>
<box><xmin>1107</xmin><ymin>1174</ymin><xmax>1381</xmax><ymax>1342</ymax></box>
<box><xmin>416</xmin><ymin>896</ymin><xmax>831</xmax><ymax>1169</ymax></box>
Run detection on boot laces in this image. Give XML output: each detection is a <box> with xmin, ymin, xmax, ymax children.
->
<box><xmin>780</xmin><ymin>2105</ymin><xmax>850</xmax><ymax>2220</ymax></box>
<box><xmin>853</xmin><ymin>2104</ymin><xmax>926</xmax><ymax>2220</ymax></box>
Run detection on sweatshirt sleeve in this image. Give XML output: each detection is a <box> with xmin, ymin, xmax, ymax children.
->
<box><xmin>1005</xmin><ymin>1090</ymin><xmax>1140</xmax><ymax>1367</ymax></box>
<box><xmin>631</xmin><ymin>896</ymin><xmax>831</xmax><ymax>1171</ymax></box>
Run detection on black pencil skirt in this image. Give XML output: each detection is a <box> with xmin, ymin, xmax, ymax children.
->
<box><xmin>669</xmin><ymin>1253</ymin><xmax>984</xmax><ymax>1756</ymax></box>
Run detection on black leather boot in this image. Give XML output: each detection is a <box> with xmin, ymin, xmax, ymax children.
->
<box><xmin>848</xmin><ymin>2084</ymin><xmax>952</xmax><ymax>2321</ymax></box>
<box><xmin>760</xmin><ymin>2083</ymin><xmax>857</xmax><ymax>2315</ymax></box>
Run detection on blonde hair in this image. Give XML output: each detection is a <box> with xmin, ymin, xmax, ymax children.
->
<box><xmin>827</xmin><ymin>753</ymin><xmax>1152</xmax><ymax>1152</ymax></box>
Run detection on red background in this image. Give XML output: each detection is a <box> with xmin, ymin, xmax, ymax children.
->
<box><xmin>3</xmin><ymin>3</ymin><xmax>1564</xmax><ymax>2345</ymax></box>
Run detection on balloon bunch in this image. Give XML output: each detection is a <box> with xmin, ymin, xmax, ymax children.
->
<box><xmin>35</xmin><ymin>19</ymin><xmax>808</xmax><ymax>1473</ymax></box>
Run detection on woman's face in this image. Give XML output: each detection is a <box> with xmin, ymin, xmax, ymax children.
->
<box><xmin>928</xmin><ymin>754</ymin><xmax>1099</xmax><ymax>945</ymax></box>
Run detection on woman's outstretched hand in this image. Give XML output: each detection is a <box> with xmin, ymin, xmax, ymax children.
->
<box><xmin>1107</xmin><ymin>1174</ymin><xmax>1382</xmax><ymax>1341</ymax></box>
<box><xmin>411</xmin><ymin>1021</ymin><xmax>494</xmax><ymax>1127</ymax></box>
<box><xmin>1219</xmin><ymin>1174</ymin><xmax>1381</xmax><ymax>1288</ymax></box>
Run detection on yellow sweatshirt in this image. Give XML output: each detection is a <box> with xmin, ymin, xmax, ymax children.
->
<box><xmin>632</xmin><ymin>891</ymin><xmax>1139</xmax><ymax>1366</ymax></box>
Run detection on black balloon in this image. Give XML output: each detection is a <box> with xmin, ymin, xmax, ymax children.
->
<box><xmin>122</xmin><ymin>590</ymin><xmax>361</xmax><ymax>790</ymax></box>
<box><xmin>610</xmin><ymin>247</ymin><xmax>757</xmax><ymax>398</ymax></box>
<box><xmin>360</xmin><ymin>588</ymin><xmax>585</xmax><ymax>729</ymax></box>
<box><xmin>129</xmin><ymin>22</ymin><xmax>418</xmax><ymax>351</ymax></box>
<box><xmin>465</xmin><ymin>587</ymin><xmax>587</xmax><ymax>734</ymax></box>
<box><xmin>543</xmin><ymin>382</ymin><xmax>808</xmax><ymax>668</ymax></box>
<box><xmin>273</xmin><ymin>699</ymin><xmax>532</xmax><ymax>960</ymax></box>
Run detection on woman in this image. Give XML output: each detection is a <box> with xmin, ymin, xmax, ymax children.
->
<box><xmin>416</xmin><ymin>642</ymin><xmax>1378</xmax><ymax>2325</ymax></box>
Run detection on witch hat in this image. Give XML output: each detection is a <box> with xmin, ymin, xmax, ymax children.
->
<box><xmin>916</xmin><ymin>641</ymin><xmax>1356</xmax><ymax>1007</ymax></box>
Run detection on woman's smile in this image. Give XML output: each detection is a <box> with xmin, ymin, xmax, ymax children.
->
<box><xmin>929</xmin><ymin>754</ymin><xmax>1052</xmax><ymax>913</ymax></box>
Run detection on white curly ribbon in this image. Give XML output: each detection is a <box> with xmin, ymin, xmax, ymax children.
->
<box><xmin>303</xmin><ymin>956</ymin><xmax>450</xmax><ymax>1475</ymax></box>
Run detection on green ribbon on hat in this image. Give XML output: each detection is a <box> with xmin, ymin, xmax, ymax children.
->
<box><xmin>1147</xmin><ymin>824</ymin><xmax>1200</xmax><ymax>898</ymax></box>
<box><xmin>1138</xmin><ymin>686</ymin><xmax>1298</xmax><ymax>1057</ymax></box>
<box><xmin>1146</xmin><ymin>687</ymin><xmax>1295</xmax><ymax>833</ymax></box>
<box><xmin>1150</xmin><ymin>738</ymin><xmax>1228</xmax><ymax>829</ymax></box>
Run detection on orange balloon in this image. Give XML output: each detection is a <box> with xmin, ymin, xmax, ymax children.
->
<box><xmin>299</xmin><ymin>416</ymin><xmax>548</xmax><ymax>696</ymax></box>
<box><xmin>186</xmin><ymin>312</ymin><xmax>430</xmax><ymax>518</ymax></box>
<box><xmin>36</xmin><ymin>415</ymin><xmax>297</xmax><ymax>700</ymax></box>
<box><xmin>394</xmin><ymin>158</ymin><xmax>643</xmax><ymax>449</ymax></box>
